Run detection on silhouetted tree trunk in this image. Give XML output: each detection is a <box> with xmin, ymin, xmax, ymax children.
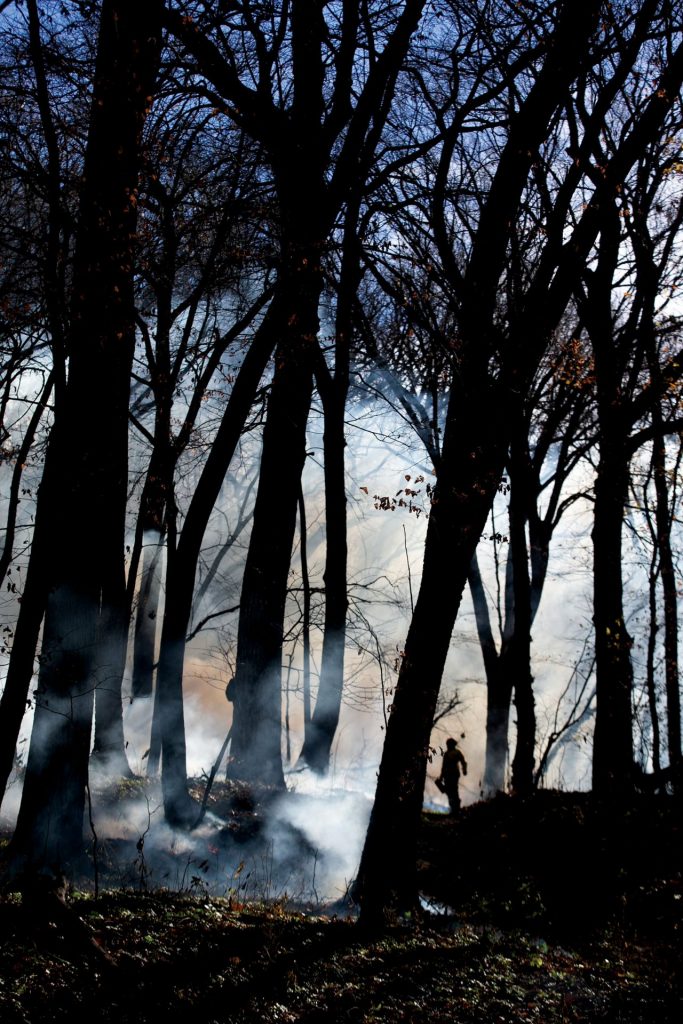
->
<box><xmin>583</xmin><ymin>55</ymin><xmax>683</xmax><ymax>796</ymax></box>
<box><xmin>139</xmin><ymin>288</ymin><xmax>272</xmax><ymax>786</ymax></box>
<box><xmin>357</xmin><ymin>385</ymin><xmax>510</xmax><ymax>917</ymax></box>
<box><xmin>168</xmin><ymin>0</ymin><xmax>428</xmax><ymax>788</ymax></box>
<box><xmin>300</xmin><ymin>210</ymin><xmax>360</xmax><ymax>774</ymax></box>
<box><xmin>129</xmin><ymin>351</ymin><xmax>173</xmax><ymax>703</ymax></box>
<box><xmin>508</xmin><ymin>413</ymin><xmax>536</xmax><ymax>796</ymax></box>
<box><xmin>8</xmin><ymin>0</ymin><xmax>162</xmax><ymax>874</ymax></box>
<box><xmin>639</xmin><ymin>447</ymin><xmax>665</xmax><ymax>777</ymax></box>
<box><xmin>298</xmin><ymin>485</ymin><xmax>312</xmax><ymax>737</ymax></box>
<box><xmin>0</xmin><ymin>374</ymin><xmax>55</xmax><ymax>806</ymax></box>
<box><xmin>298</xmin><ymin>383</ymin><xmax>347</xmax><ymax>772</ymax></box>
<box><xmin>652</xmin><ymin>428</ymin><xmax>682</xmax><ymax>775</ymax></box>
<box><xmin>583</xmin><ymin>204</ymin><xmax>640</xmax><ymax>799</ymax></box>
<box><xmin>128</xmin><ymin>365</ymin><xmax>175</xmax><ymax>716</ymax></box>
<box><xmin>224</xmin><ymin>0</ymin><xmax>328</xmax><ymax>785</ymax></box>
<box><xmin>646</xmin><ymin>350</ymin><xmax>681</xmax><ymax>779</ymax></box>
<box><xmin>150</xmin><ymin>293</ymin><xmax>282</xmax><ymax>821</ymax></box>
<box><xmin>131</xmin><ymin>530</ymin><xmax>165</xmax><ymax>699</ymax></box>
<box><xmin>0</xmin><ymin>0</ymin><xmax>69</xmax><ymax>810</ymax></box>
<box><xmin>0</xmin><ymin>373</ymin><xmax>54</xmax><ymax>587</ymax></box>
<box><xmin>469</xmin><ymin>551</ymin><xmax>514</xmax><ymax>794</ymax></box>
<box><xmin>356</xmin><ymin>1</ymin><xmax>611</xmax><ymax>922</ymax></box>
<box><xmin>645</xmin><ymin>531</ymin><xmax>662</xmax><ymax>775</ymax></box>
<box><xmin>90</xmin><ymin>590</ymin><xmax>132</xmax><ymax>776</ymax></box>
<box><xmin>228</xmin><ymin>232</ymin><xmax>321</xmax><ymax>787</ymax></box>
<box><xmin>0</xmin><ymin>482</ymin><xmax>57</xmax><ymax>809</ymax></box>
<box><xmin>591</xmin><ymin>422</ymin><xmax>634</xmax><ymax>797</ymax></box>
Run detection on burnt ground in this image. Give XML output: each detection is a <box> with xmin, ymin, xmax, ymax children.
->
<box><xmin>0</xmin><ymin>787</ymin><xmax>680</xmax><ymax>1023</ymax></box>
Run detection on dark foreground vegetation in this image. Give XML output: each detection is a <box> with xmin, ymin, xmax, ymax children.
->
<box><xmin>1</xmin><ymin>790</ymin><xmax>680</xmax><ymax>1024</ymax></box>
<box><xmin>3</xmin><ymin>0</ymin><xmax>683</xmax><ymax>934</ymax></box>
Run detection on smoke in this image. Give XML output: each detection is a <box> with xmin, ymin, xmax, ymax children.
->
<box><xmin>0</xmin><ymin>760</ymin><xmax>23</xmax><ymax>831</ymax></box>
<box><xmin>268</xmin><ymin>781</ymin><xmax>372</xmax><ymax>903</ymax></box>
<box><xmin>0</xmin><ymin>398</ymin><xmax>603</xmax><ymax>891</ymax></box>
<box><xmin>80</xmin><ymin>769</ymin><xmax>371</xmax><ymax>908</ymax></box>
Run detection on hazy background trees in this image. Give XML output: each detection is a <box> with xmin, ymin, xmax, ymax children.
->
<box><xmin>0</xmin><ymin>0</ymin><xmax>680</xmax><ymax>906</ymax></box>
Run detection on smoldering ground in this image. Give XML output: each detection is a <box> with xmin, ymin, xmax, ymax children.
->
<box><xmin>83</xmin><ymin>773</ymin><xmax>372</xmax><ymax>908</ymax></box>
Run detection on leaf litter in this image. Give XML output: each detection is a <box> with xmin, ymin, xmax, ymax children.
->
<box><xmin>0</xmin><ymin>788</ymin><xmax>680</xmax><ymax>1023</ymax></box>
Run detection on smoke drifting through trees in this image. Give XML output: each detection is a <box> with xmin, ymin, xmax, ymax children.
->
<box><xmin>0</xmin><ymin>0</ymin><xmax>681</xmax><ymax>926</ymax></box>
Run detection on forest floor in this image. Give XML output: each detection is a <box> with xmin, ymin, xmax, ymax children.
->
<box><xmin>0</xmin><ymin>786</ymin><xmax>680</xmax><ymax>1023</ymax></box>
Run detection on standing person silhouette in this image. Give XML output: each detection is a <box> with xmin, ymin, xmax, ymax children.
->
<box><xmin>438</xmin><ymin>737</ymin><xmax>468</xmax><ymax>814</ymax></box>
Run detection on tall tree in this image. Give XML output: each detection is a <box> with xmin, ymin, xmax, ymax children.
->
<box><xmin>298</xmin><ymin>203</ymin><xmax>361</xmax><ymax>774</ymax></box>
<box><xmin>580</xmin><ymin>116</ymin><xmax>683</xmax><ymax>796</ymax></box>
<box><xmin>165</xmin><ymin>0</ymin><xmax>429</xmax><ymax>794</ymax></box>
<box><xmin>7</xmin><ymin>0</ymin><xmax>163</xmax><ymax>874</ymax></box>
<box><xmin>0</xmin><ymin>0</ymin><xmax>78</xmax><ymax>806</ymax></box>
<box><xmin>354</xmin><ymin>1</ymin><xmax>599</xmax><ymax>800</ymax></box>
<box><xmin>126</xmin><ymin>108</ymin><xmax>271</xmax><ymax>704</ymax></box>
<box><xmin>472</xmin><ymin>336</ymin><xmax>594</xmax><ymax>795</ymax></box>
<box><xmin>357</xmin><ymin>0</ymin><xmax>683</xmax><ymax>922</ymax></box>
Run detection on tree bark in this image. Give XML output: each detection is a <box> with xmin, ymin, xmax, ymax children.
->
<box><xmin>356</xmin><ymin>386</ymin><xmax>509</xmax><ymax>919</ymax></box>
<box><xmin>8</xmin><ymin>0</ymin><xmax>162</xmax><ymax>874</ymax></box>
<box><xmin>356</xmin><ymin>0</ymin><xmax>604</xmax><ymax>922</ymax></box>
<box><xmin>591</xmin><ymin>425</ymin><xmax>634</xmax><ymax>797</ymax></box>
<box><xmin>0</xmin><ymin>445</ymin><xmax>60</xmax><ymax>809</ymax></box>
<box><xmin>298</xmin><ymin>485</ymin><xmax>312</xmax><ymax>737</ymax></box>
<box><xmin>299</xmin><ymin>384</ymin><xmax>348</xmax><ymax>773</ymax></box>
<box><xmin>469</xmin><ymin>551</ymin><xmax>514</xmax><ymax>795</ymax></box>
<box><xmin>644</xmin><ymin>502</ymin><xmax>662</xmax><ymax>775</ymax></box>
<box><xmin>650</xmin><ymin>409</ymin><xmax>681</xmax><ymax>775</ymax></box>
<box><xmin>0</xmin><ymin>377</ymin><xmax>55</xmax><ymax>807</ymax></box>
<box><xmin>151</xmin><ymin>291</ymin><xmax>284</xmax><ymax>821</ymax></box>
<box><xmin>163</xmin><ymin>0</ymin><xmax>428</xmax><ymax>795</ymax></box>
<box><xmin>131</xmin><ymin>532</ymin><xmax>165</xmax><ymax>700</ymax></box>
<box><xmin>583</xmin><ymin>205</ymin><xmax>636</xmax><ymax>799</ymax></box>
<box><xmin>508</xmin><ymin>420</ymin><xmax>536</xmax><ymax>796</ymax></box>
<box><xmin>300</xmin><ymin>211</ymin><xmax>359</xmax><ymax>774</ymax></box>
<box><xmin>228</xmin><ymin>241</ymin><xmax>321</xmax><ymax>787</ymax></box>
